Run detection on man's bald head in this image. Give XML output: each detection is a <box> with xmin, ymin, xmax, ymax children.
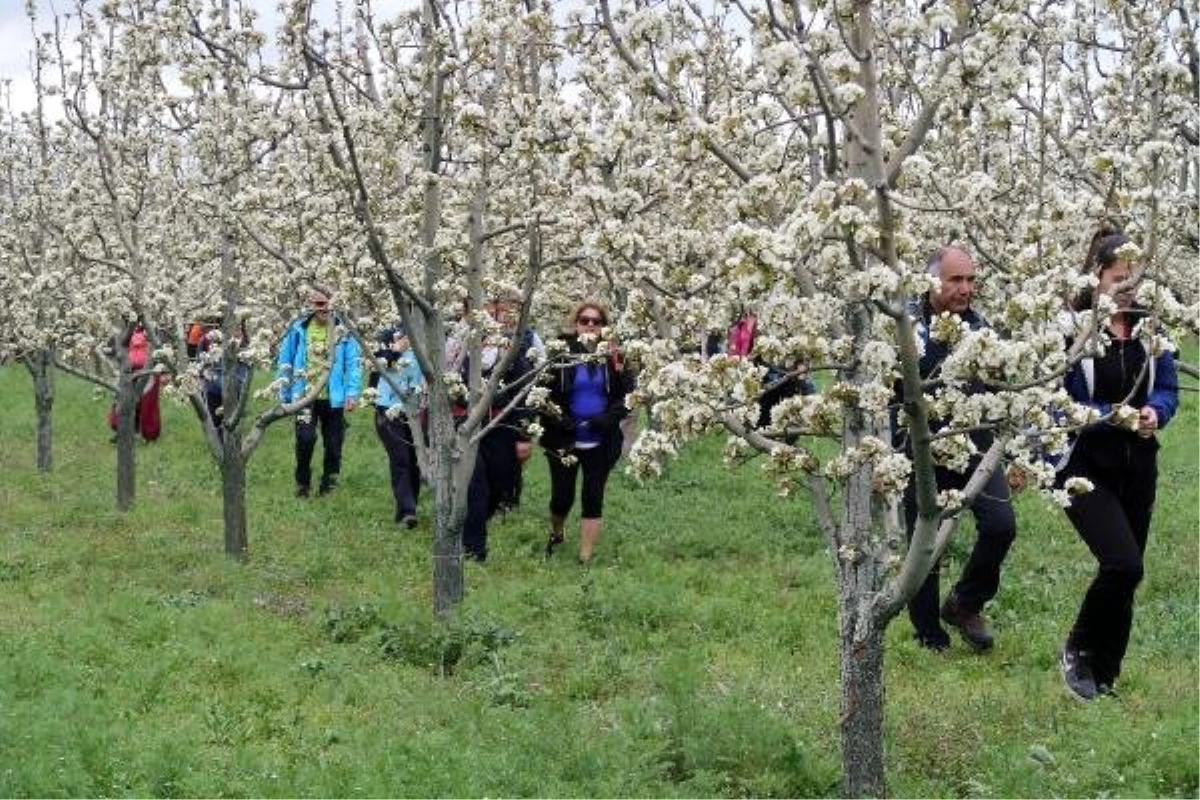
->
<box><xmin>928</xmin><ymin>246</ymin><xmax>978</xmax><ymax>314</ymax></box>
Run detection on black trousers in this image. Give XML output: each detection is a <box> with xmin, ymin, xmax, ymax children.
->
<box><xmin>1061</xmin><ymin>451</ymin><xmax>1157</xmax><ymax>686</ymax></box>
<box><xmin>374</xmin><ymin>409</ymin><xmax>420</xmax><ymax>518</ymax></box>
<box><xmin>904</xmin><ymin>463</ymin><xmax>1017</xmax><ymax>641</ymax></box>
<box><xmin>462</xmin><ymin>425</ymin><xmax>519</xmax><ymax>561</ymax></box>
<box><xmin>546</xmin><ymin>444</ymin><xmax>615</xmax><ymax>519</ymax></box>
<box><xmin>295</xmin><ymin>399</ymin><xmax>345</xmax><ymax>488</ymax></box>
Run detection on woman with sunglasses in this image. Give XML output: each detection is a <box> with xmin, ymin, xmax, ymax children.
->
<box><xmin>539</xmin><ymin>301</ymin><xmax>633</xmax><ymax>564</ymax></box>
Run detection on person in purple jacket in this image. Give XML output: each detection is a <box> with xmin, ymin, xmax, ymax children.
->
<box><xmin>539</xmin><ymin>301</ymin><xmax>633</xmax><ymax>564</ymax></box>
<box><xmin>1056</xmin><ymin>227</ymin><xmax>1180</xmax><ymax>701</ymax></box>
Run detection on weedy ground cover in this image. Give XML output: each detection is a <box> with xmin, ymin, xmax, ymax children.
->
<box><xmin>0</xmin><ymin>362</ymin><xmax>1195</xmax><ymax>798</ymax></box>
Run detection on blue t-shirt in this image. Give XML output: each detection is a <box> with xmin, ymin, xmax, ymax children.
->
<box><xmin>570</xmin><ymin>364</ymin><xmax>607</xmax><ymax>447</ymax></box>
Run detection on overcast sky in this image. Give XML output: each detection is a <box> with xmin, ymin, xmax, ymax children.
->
<box><xmin>0</xmin><ymin>1</ymin><xmax>45</xmax><ymax>113</ymax></box>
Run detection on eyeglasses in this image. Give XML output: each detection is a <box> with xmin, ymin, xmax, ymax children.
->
<box><xmin>312</xmin><ymin>300</ymin><xmax>329</xmax><ymax>309</ymax></box>
<box><xmin>576</xmin><ymin>316</ymin><xmax>604</xmax><ymax>326</ymax></box>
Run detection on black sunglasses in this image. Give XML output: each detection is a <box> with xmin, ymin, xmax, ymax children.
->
<box><xmin>576</xmin><ymin>315</ymin><xmax>604</xmax><ymax>326</ymax></box>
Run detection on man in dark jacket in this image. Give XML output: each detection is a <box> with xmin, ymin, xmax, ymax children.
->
<box><xmin>454</xmin><ymin>296</ymin><xmax>539</xmax><ymax>562</ymax></box>
<box><xmin>899</xmin><ymin>247</ymin><xmax>1018</xmax><ymax>652</ymax></box>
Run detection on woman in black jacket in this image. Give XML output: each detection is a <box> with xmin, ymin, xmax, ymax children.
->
<box><xmin>1056</xmin><ymin>228</ymin><xmax>1180</xmax><ymax>700</ymax></box>
<box><xmin>540</xmin><ymin>302</ymin><xmax>632</xmax><ymax>564</ymax></box>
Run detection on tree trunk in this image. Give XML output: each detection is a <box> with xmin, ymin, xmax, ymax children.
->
<box><xmin>25</xmin><ymin>349</ymin><xmax>55</xmax><ymax>472</ymax></box>
<box><xmin>114</xmin><ymin>374</ymin><xmax>139</xmax><ymax>512</ymax></box>
<box><xmin>838</xmin><ymin>598</ymin><xmax>887</xmax><ymax>798</ymax></box>
<box><xmin>427</xmin><ymin>393</ymin><xmax>468</xmax><ymax>617</ymax></box>
<box><xmin>221</xmin><ymin>428</ymin><xmax>248</xmax><ymax>560</ymax></box>
<box><xmin>834</xmin><ymin>5</ymin><xmax>890</xmax><ymax>795</ymax></box>
<box><xmin>430</xmin><ymin>479</ymin><xmax>465</xmax><ymax>618</ymax></box>
<box><xmin>834</xmin><ymin>437</ymin><xmax>891</xmax><ymax>797</ymax></box>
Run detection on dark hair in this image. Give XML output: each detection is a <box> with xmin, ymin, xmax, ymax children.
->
<box><xmin>377</xmin><ymin>324</ymin><xmax>406</xmax><ymax>346</ymax></box>
<box><xmin>1071</xmin><ymin>225</ymin><xmax>1131</xmax><ymax>312</ymax></box>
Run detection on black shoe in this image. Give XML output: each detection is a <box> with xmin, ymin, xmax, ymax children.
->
<box><xmin>464</xmin><ymin>550</ymin><xmax>487</xmax><ymax>563</ymax></box>
<box><xmin>940</xmin><ymin>593</ymin><xmax>994</xmax><ymax>651</ymax></box>
<box><xmin>295</xmin><ymin>484</ymin><xmax>311</xmax><ymax>498</ymax></box>
<box><xmin>1060</xmin><ymin>645</ymin><xmax>1098</xmax><ymax>701</ymax></box>
<box><xmin>401</xmin><ymin>515</ymin><xmax>418</xmax><ymax>530</ymax></box>
<box><xmin>544</xmin><ymin>532</ymin><xmax>564</xmax><ymax>559</ymax></box>
<box><xmin>317</xmin><ymin>475</ymin><xmax>338</xmax><ymax>496</ymax></box>
<box><xmin>914</xmin><ymin>630</ymin><xmax>951</xmax><ymax>653</ymax></box>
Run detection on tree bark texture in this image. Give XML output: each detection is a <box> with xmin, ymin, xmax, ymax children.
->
<box><xmin>25</xmin><ymin>349</ymin><xmax>55</xmax><ymax>472</ymax></box>
<box><xmin>838</xmin><ymin>598</ymin><xmax>887</xmax><ymax>799</ymax></box>
<box><xmin>834</xmin><ymin>5</ymin><xmax>890</xmax><ymax>794</ymax></box>
<box><xmin>427</xmin><ymin>389</ymin><xmax>468</xmax><ymax>618</ymax></box>
<box><xmin>221</xmin><ymin>429</ymin><xmax>248</xmax><ymax>560</ymax></box>
<box><xmin>114</xmin><ymin>374</ymin><xmax>139</xmax><ymax>512</ymax></box>
<box><xmin>836</xmin><ymin>439</ymin><xmax>891</xmax><ymax>796</ymax></box>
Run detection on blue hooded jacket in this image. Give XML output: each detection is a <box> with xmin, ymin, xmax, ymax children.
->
<box><xmin>276</xmin><ymin>313</ymin><xmax>363</xmax><ymax>408</ymax></box>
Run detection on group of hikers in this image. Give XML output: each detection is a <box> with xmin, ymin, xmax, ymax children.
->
<box><xmin>122</xmin><ymin>225</ymin><xmax>1179</xmax><ymax>704</ymax></box>
<box><xmin>273</xmin><ymin>287</ymin><xmax>638</xmax><ymax>567</ymax></box>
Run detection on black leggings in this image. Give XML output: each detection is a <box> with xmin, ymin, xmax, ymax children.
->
<box><xmin>547</xmin><ymin>445</ymin><xmax>614</xmax><ymax>519</ymax></box>
<box><xmin>1061</xmin><ymin>451</ymin><xmax>1157</xmax><ymax>686</ymax></box>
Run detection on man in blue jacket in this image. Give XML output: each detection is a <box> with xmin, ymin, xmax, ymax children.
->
<box><xmin>276</xmin><ymin>285</ymin><xmax>363</xmax><ymax>497</ymax></box>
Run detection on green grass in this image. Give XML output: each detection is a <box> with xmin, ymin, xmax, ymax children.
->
<box><xmin>0</xmin><ymin>362</ymin><xmax>1196</xmax><ymax>798</ymax></box>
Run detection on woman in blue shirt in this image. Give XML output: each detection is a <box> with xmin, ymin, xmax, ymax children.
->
<box><xmin>373</xmin><ymin>325</ymin><xmax>425</xmax><ymax>529</ymax></box>
<box><xmin>539</xmin><ymin>302</ymin><xmax>633</xmax><ymax>563</ymax></box>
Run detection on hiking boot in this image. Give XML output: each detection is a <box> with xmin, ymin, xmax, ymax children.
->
<box><xmin>295</xmin><ymin>484</ymin><xmax>311</xmax><ymax>498</ymax></box>
<box><xmin>317</xmin><ymin>474</ymin><xmax>338</xmax><ymax>496</ymax></box>
<box><xmin>940</xmin><ymin>593</ymin><xmax>994</xmax><ymax>651</ymax></box>
<box><xmin>1060</xmin><ymin>645</ymin><xmax>1098</xmax><ymax>701</ymax></box>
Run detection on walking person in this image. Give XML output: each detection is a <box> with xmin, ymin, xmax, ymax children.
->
<box><xmin>107</xmin><ymin>324</ymin><xmax>164</xmax><ymax>443</ymax></box>
<box><xmin>897</xmin><ymin>246</ymin><xmax>1019</xmax><ymax>652</ymax></box>
<box><xmin>200</xmin><ymin>320</ymin><xmax>251</xmax><ymax>441</ymax></box>
<box><xmin>276</xmin><ymin>285</ymin><xmax>362</xmax><ymax>497</ymax></box>
<box><xmin>449</xmin><ymin>293</ymin><xmax>539</xmax><ymax>562</ymax></box>
<box><xmin>372</xmin><ymin>324</ymin><xmax>425</xmax><ymax>529</ymax></box>
<box><xmin>1056</xmin><ymin>228</ymin><xmax>1179</xmax><ymax>700</ymax></box>
<box><xmin>540</xmin><ymin>301</ymin><xmax>633</xmax><ymax>564</ymax></box>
